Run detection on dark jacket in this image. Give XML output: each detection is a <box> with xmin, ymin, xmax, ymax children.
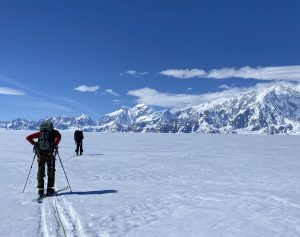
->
<box><xmin>74</xmin><ymin>130</ymin><xmax>84</xmax><ymax>142</ymax></box>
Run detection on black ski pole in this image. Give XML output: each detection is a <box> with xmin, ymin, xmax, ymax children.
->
<box><xmin>22</xmin><ymin>154</ymin><xmax>36</xmax><ymax>193</ymax></box>
<box><xmin>56</xmin><ymin>150</ymin><xmax>73</xmax><ymax>192</ymax></box>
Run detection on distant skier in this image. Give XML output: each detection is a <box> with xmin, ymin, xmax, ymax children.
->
<box><xmin>74</xmin><ymin>130</ymin><xmax>84</xmax><ymax>156</ymax></box>
<box><xmin>26</xmin><ymin>121</ymin><xmax>61</xmax><ymax>196</ymax></box>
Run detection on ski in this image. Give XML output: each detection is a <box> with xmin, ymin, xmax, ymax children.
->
<box><xmin>32</xmin><ymin>185</ymin><xmax>70</xmax><ymax>203</ymax></box>
<box><xmin>36</xmin><ymin>195</ymin><xmax>44</xmax><ymax>203</ymax></box>
<box><xmin>55</xmin><ymin>185</ymin><xmax>70</xmax><ymax>193</ymax></box>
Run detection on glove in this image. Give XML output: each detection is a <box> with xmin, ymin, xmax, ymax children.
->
<box><xmin>33</xmin><ymin>143</ymin><xmax>39</xmax><ymax>153</ymax></box>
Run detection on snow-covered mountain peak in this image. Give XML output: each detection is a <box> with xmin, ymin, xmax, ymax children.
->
<box><xmin>76</xmin><ymin>114</ymin><xmax>90</xmax><ymax>120</ymax></box>
<box><xmin>133</xmin><ymin>103</ymin><xmax>149</xmax><ymax>109</ymax></box>
<box><xmin>107</xmin><ymin>107</ymin><xmax>128</xmax><ymax>116</ymax></box>
<box><xmin>1</xmin><ymin>82</ymin><xmax>300</xmax><ymax>134</ymax></box>
<box><xmin>256</xmin><ymin>83</ymin><xmax>299</xmax><ymax>98</ymax></box>
<box><xmin>129</xmin><ymin>103</ymin><xmax>153</xmax><ymax>117</ymax></box>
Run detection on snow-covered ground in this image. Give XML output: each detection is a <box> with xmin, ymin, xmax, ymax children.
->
<box><xmin>1</xmin><ymin>131</ymin><xmax>300</xmax><ymax>237</ymax></box>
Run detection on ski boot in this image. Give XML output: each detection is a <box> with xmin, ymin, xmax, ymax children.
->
<box><xmin>38</xmin><ymin>189</ymin><xmax>44</xmax><ymax>197</ymax></box>
<box><xmin>46</xmin><ymin>187</ymin><xmax>55</xmax><ymax>196</ymax></box>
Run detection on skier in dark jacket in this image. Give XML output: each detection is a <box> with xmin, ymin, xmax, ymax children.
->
<box><xmin>26</xmin><ymin>121</ymin><xmax>61</xmax><ymax>196</ymax></box>
<box><xmin>74</xmin><ymin>130</ymin><xmax>84</xmax><ymax>156</ymax></box>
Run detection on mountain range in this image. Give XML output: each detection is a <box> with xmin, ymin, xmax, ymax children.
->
<box><xmin>1</xmin><ymin>83</ymin><xmax>300</xmax><ymax>134</ymax></box>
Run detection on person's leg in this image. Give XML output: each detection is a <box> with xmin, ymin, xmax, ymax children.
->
<box><xmin>46</xmin><ymin>155</ymin><xmax>56</xmax><ymax>195</ymax></box>
<box><xmin>80</xmin><ymin>141</ymin><xmax>83</xmax><ymax>155</ymax></box>
<box><xmin>37</xmin><ymin>156</ymin><xmax>46</xmax><ymax>195</ymax></box>
<box><xmin>75</xmin><ymin>142</ymin><xmax>79</xmax><ymax>155</ymax></box>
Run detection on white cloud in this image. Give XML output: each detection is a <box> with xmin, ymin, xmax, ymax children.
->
<box><xmin>128</xmin><ymin>83</ymin><xmax>281</xmax><ymax>109</ymax></box>
<box><xmin>219</xmin><ymin>84</ymin><xmax>231</xmax><ymax>90</ymax></box>
<box><xmin>124</xmin><ymin>70</ymin><xmax>148</xmax><ymax>77</ymax></box>
<box><xmin>105</xmin><ymin>89</ymin><xmax>119</xmax><ymax>96</ymax></box>
<box><xmin>128</xmin><ymin>88</ymin><xmax>203</xmax><ymax>108</ymax></box>
<box><xmin>186</xmin><ymin>87</ymin><xmax>192</xmax><ymax>91</ymax></box>
<box><xmin>113</xmin><ymin>99</ymin><xmax>123</xmax><ymax>104</ymax></box>
<box><xmin>0</xmin><ymin>87</ymin><xmax>25</xmax><ymax>95</ymax></box>
<box><xmin>160</xmin><ymin>65</ymin><xmax>300</xmax><ymax>81</ymax></box>
<box><xmin>160</xmin><ymin>69</ymin><xmax>206</xmax><ymax>79</ymax></box>
<box><xmin>74</xmin><ymin>85</ymin><xmax>100</xmax><ymax>92</ymax></box>
<box><xmin>127</xmin><ymin>70</ymin><xmax>137</xmax><ymax>76</ymax></box>
<box><xmin>207</xmin><ymin>66</ymin><xmax>300</xmax><ymax>80</ymax></box>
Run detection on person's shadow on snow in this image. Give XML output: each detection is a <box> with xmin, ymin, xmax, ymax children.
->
<box><xmin>57</xmin><ymin>190</ymin><xmax>117</xmax><ymax>196</ymax></box>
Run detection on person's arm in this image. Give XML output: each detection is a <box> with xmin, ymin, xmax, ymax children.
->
<box><xmin>54</xmin><ymin>130</ymin><xmax>62</xmax><ymax>146</ymax></box>
<box><xmin>26</xmin><ymin>132</ymin><xmax>40</xmax><ymax>145</ymax></box>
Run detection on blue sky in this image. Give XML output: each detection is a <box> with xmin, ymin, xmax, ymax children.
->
<box><xmin>0</xmin><ymin>0</ymin><xmax>299</xmax><ymax>120</ymax></box>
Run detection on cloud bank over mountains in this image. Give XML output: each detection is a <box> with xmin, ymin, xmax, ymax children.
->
<box><xmin>127</xmin><ymin>82</ymin><xmax>288</xmax><ymax>110</ymax></box>
<box><xmin>160</xmin><ymin>65</ymin><xmax>300</xmax><ymax>81</ymax></box>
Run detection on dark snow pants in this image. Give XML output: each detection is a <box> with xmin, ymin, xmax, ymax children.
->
<box><xmin>75</xmin><ymin>141</ymin><xmax>83</xmax><ymax>155</ymax></box>
<box><xmin>37</xmin><ymin>153</ymin><xmax>55</xmax><ymax>192</ymax></box>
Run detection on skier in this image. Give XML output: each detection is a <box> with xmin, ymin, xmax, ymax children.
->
<box><xmin>26</xmin><ymin>121</ymin><xmax>61</xmax><ymax>196</ymax></box>
<box><xmin>74</xmin><ymin>130</ymin><xmax>84</xmax><ymax>155</ymax></box>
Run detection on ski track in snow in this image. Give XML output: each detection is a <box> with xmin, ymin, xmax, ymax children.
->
<box><xmin>38</xmin><ymin>194</ymin><xmax>86</xmax><ymax>237</ymax></box>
